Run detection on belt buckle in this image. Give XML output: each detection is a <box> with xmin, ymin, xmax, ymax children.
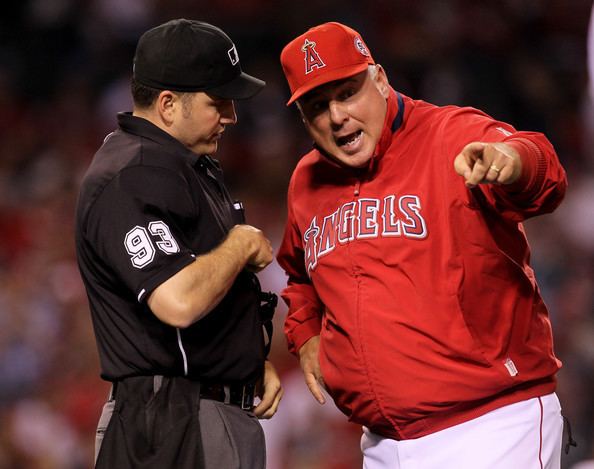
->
<box><xmin>241</xmin><ymin>384</ymin><xmax>255</xmax><ymax>410</ymax></box>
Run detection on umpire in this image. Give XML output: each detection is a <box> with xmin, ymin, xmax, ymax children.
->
<box><xmin>75</xmin><ymin>19</ymin><xmax>282</xmax><ymax>468</ymax></box>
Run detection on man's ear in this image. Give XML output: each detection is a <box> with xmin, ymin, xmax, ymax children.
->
<box><xmin>296</xmin><ymin>102</ymin><xmax>309</xmax><ymax>126</ymax></box>
<box><xmin>299</xmin><ymin>110</ymin><xmax>312</xmax><ymax>131</ymax></box>
<box><xmin>156</xmin><ymin>90</ymin><xmax>177</xmax><ymax>125</ymax></box>
<box><xmin>374</xmin><ymin>64</ymin><xmax>390</xmax><ymax>98</ymax></box>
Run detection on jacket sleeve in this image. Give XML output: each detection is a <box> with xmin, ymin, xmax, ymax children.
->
<box><xmin>276</xmin><ymin>175</ymin><xmax>323</xmax><ymax>356</ymax></box>
<box><xmin>491</xmin><ymin>132</ymin><xmax>567</xmax><ymax>220</ymax></box>
<box><xmin>442</xmin><ymin>107</ymin><xmax>568</xmax><ymax>222</ymax></box>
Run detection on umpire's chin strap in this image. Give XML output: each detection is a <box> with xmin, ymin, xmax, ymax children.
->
<box><xmin>250</xmin><ymin>274</ymin><xmax>277</xmax><ymax>357</ymax></box>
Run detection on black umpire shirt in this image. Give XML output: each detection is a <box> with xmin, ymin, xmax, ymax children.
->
<box><xmin>75</xmin><ymin>112</ymin><xmax>265</xmax><ymax>385</ymax></box>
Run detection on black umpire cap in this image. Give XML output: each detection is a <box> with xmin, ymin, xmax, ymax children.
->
<box><xmin>133</xmin><ymin>18</ymin><xmax>265</xmax><ymax>99</ymax></box>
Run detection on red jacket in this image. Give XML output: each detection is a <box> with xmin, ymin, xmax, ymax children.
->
<box><xmin>277</xmin><ymin>90</ymin><xmax>567</xmax><ymax>440</ymax></box>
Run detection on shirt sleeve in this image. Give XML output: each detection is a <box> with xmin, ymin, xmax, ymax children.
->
<box><xmin>276</xmin><ymin>175</ymin><xmax>324</xmax><ymax>355</ymax></box>
<box><xmin>85</xmin><ymin>165</ymin><xmax>197</xmax><ymax>302</ymax></box>
<box><xmin>441</xmin><ymin>107</ymin><xmax>567</xmax><ymax>221</ymax></box>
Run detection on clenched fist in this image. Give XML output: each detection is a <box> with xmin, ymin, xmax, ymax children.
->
<box><xmin>228</xmin><ymin>224</ymin><xmax>274</xmax><ymax>272</ymax></box>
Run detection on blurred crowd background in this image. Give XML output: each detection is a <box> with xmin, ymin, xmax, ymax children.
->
<box><xmin>0</xmin><ymin>0</ymin><xmax>593</xmax><ymax>468</ymax></box>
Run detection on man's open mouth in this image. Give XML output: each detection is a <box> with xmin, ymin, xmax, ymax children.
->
<box><xmin>336</xmin><ymin>130</ymin><xmax>362</xmax><ymax>148</ymax></box>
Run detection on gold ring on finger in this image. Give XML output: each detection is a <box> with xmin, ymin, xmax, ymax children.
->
<box><xmin>489</xmin><ymin>164</ymin><xmax>501</xmax><ymax>174</ymax></box>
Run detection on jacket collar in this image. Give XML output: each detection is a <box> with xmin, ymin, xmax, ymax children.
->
<box><xmin>373</xmin><ymin>88</ymin><xmax>404</xmax><ymax>164</ymax></box>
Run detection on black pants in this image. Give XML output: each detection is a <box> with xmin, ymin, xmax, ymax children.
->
<box><xmin>95</xmin><ymin>376</ymin><xmax>265</xmax><ymax>469</ymax></box>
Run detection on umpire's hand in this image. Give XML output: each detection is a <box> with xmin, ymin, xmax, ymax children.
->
<box><xmin>228</xmin><ymin>224</ymin><xmax>273</xmax><ymax>272</ymax></box>
<box><xmin>254</xmin><ymin>360</ymin><xmax>283</xmax><ymax>419</ymax></box>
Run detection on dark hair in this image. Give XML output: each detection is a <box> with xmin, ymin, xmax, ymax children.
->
<box><xmin>131</xmin><ymin>77</ymin><xmax>161</xmax><ymax>108</ymax></box>
<box><xmin>130</xmin><ymin>77</ymin><xmax>194</xmax><ymax>112</ymax></box>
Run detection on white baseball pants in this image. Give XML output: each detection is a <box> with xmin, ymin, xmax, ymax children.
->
<box><xmin>361</xmin><ymin>393</ymin><xmax>563</xmax><ymax>469</ymax></box>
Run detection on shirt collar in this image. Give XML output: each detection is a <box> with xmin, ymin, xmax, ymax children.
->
<box><xmin>116</xmin><ymin>112</ymin><xmax>202</xmax><ymax>166</ymax></box>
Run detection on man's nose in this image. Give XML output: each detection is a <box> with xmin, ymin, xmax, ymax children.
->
<box><xmin>221</xmin><ymin>100</ymin><xmax>237</xmax><ymax>124</ymax></box>
<box><xmin>328</xmin><ymin>101</ymin><xmax>348</xmax><ymax>126</ymax></box>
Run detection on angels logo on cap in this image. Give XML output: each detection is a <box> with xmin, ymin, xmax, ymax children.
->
<box><xmin>302</xmin><ymin>39</ymin><xmax>326</xmax><ymax>75</ymax></box>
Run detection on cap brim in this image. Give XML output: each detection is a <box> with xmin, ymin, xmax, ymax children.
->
<box><xmin>286</xmin><ymin>62</ymin><xmax>369</xmax><ymax>106</ymax></box>
<box><xmin>208</xmin><ymin>72</ymin><xmax>265</xmax><ymax>100</ymax></box>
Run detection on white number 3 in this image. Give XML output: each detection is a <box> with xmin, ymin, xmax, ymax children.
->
<box><xmin>124</xmin><ymin>221</ymin><xmax>180</xmax><ymax>268</ymax></box>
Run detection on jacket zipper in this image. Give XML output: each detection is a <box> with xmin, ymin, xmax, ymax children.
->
<box><xmin>354</xmin><ymin>153</ymin><xmax>377</xmax><ymax>197</ymax></box>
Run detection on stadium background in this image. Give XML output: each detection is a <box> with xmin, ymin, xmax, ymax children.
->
<box><xmin>0</xmin><ymin>1</ymin><xmax>592</xmax><ymax>467</ymax></box>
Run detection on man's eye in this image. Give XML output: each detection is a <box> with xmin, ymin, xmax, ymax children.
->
<box><xmin>311</xmin><ymin>101</ymin><xmax>327</xmax><ymax>112</ymax></box>
<box><xmin>339</xmin><ymin>89</ymin><xmax>356</xmax><ymax>100</ymax></box>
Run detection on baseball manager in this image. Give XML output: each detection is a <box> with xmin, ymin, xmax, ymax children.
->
<box><xmin>277</xmin><ymin>21</ymin><xmax>570</xmax><ymax>469</ymax></box>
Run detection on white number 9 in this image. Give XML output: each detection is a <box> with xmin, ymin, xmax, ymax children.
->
<box><xmin>125</xmin><ymin>226</ymin><xmax>156</xmax><ymax>268</ymax></box>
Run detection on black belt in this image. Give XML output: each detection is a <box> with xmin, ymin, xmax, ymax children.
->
<box><xmin>110</xmin><ymin>378</ymin><xmax>256</xmax><ymax>411</ymax></box>
<box><xmin>200</xmin><ymin>382</ymin><xmax>256</xmax><ymax>410</ymax></box>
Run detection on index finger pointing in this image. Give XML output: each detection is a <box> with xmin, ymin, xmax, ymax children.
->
<box><xmin>454</xmin><ymin>142</ymin><xmax>487</xmax><ymax>185</ymax></box>
<box><xmin>459</xmin><ymin>141</ymin><xmax>487</xmax><ymax>160</ymax></box>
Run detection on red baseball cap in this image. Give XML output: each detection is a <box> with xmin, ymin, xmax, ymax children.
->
<box><xmin>280</xmin><ymin>22</ymin><xmax>375</xmax><ymax>105</ymax></box>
